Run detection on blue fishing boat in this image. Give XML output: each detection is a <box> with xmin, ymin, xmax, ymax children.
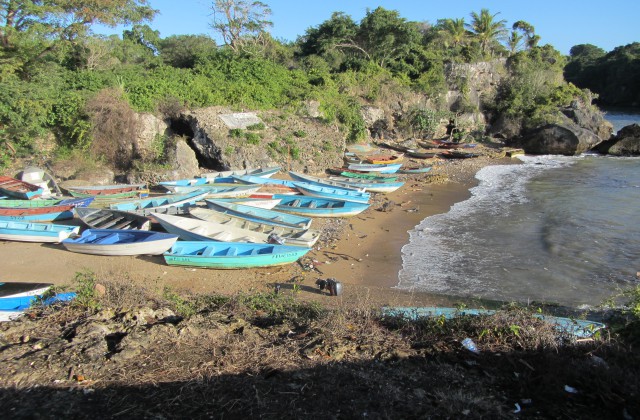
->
<box><xmin>0</xmin><ymin>197</ymin><xmax>94</xmax><ymax>222</ymax></box>
<box><xmin>200</xmin><ymin>166</ymin><xmax>281</xmax><ymax>180</ymax></box>
<box><xmin>232</xmin><ymin>174</ymin><xmax>298</xmax><ymax>188</ymax></box>
<box><xmin>167</xmin><ymin>184</ymin><xmax>261</xmax><ymax>198</ymax></box>
<box><xmin>108</xmin><ymin>191</ymin><xmax>208</xmax><ymax>213</ymax></box>
<box><xmin>0</xmin><ymin>220</ymin><xmax>80</xmax><ymax>242</ymax></box>
<box><xmin>272</xmin><ymin>195</ymin><xmax>369</xmax><ymax>217</ymax></box>
<box><xmin>325</xmin><ymin>176</ymin><xmax>405</xmax><ymax>193</ymax></box>
<box><xmin>287</xmin><ymin>171</ymin><xmax>368</xmax><ymax>192</ymax></box>
<box><xmin>158</xmin><ymin>176</ymin><xmax>236</xmax><ymax>189</ymax></box>
<box><xmin>205</xmin><ymin>199</ymin><xmax>312</xmax><ymax>229</ymax></box>
<box><xmin>0</xmin><ymin>291</ymin><xmax>77</xmax><ymax>322</ymax></box>
<box><xmin>294</xmin><ymin>182</ymin><xmax>370</xmax><ymax>203</ymax></box>
<box><xmin>61</xmin><ymin>229</ymin><xmax>179</xmax><ymax>256</ymax></box>
<box><xmin>382</xmin><ymin>307</ymin><xmax>606</xmax><ymax>338</ymax></box>
<box><xmin>234</xmin><ymin>174</ymin><xmax>364</xmax><ymax>193</ymax></box>
<box><xmin>189</xmin><ymin>207</ymin><xmax>320</xmax><ymax>247</ymax></box>
<box><xmin>347</xmin><ymin>163</ymin><xmax>402</xmax><ymax>173</ymax></box>
<box><xmin>163</xmin><ymin>241</ymin><xmax>310</xmax><ymax>269</ymax></box>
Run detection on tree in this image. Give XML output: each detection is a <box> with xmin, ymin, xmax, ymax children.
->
<box><xmin>512</xmin><ymin>20</ymin><xmax>539</xmax><ymax>50</ymax></box>
<box><xmin>437</xmin><ymin>18</ymin><xmax>468</xmax><ymax>48</ymax></box>
<box><xmin>356</xmin><ymin>7</ymin><xmax>422</xmax><ymax>70</ymax></box>
<box><xmin>467</xmin><ymin>9</ymin><xmax>508</xmax><ymax>56</ymax></box>
<box><xmin>0</xmin><ymin>0</ymin><xmax>157</xmax><ymax>48</ymax></box>
<box><xmin>210</xmin><ymin>0</ymin><xmax>272</xmax><ymax>53</ymax></box>
<box><xmin>159</xmin><ymin>35</ymin><xmax>217</xmax><ymax>68</ymax></box>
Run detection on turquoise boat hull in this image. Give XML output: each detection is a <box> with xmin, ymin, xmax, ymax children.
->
<box><xmin>0</xmin><ymin>220</ymin><xmax>80</xmax><ymax>242</ymax></box>
<box><xmin>164</xmin><ymin>241</ymin><xmax>310</xmax><ymax>269</ymax></box>
<box><xmin>0</xmin><ymin>292</ymin><xmax>76</xmax><ymax>311</ymax></box>
<box><xmin>273</xmin><ymin>195</ymin><xmax>369</xmax><ymax>217</ymax></box>
<box><xmin>382</xmin><ymin>307</ymin><xmax>606</xmax><ymax>338</ymax></box>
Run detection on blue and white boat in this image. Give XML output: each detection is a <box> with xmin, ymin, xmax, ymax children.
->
<box><xmin>166</xmin><ymin>184</ymin><xmax>261</xmax><ymax>198</ymax></box>
<box><xmin>347</xmin><ymin>163</ymin><xmax>402</xmax><ymax>174</ymax></box>
<box><xmin>235</xmin><ymin>174</ymin><xmax>365</xmax><ymax>193</ymax></box>
<box><xmin>163</xmin><ymin>241</ymin><xmax>310</xmax><ymax>269</ymax></box>
<box><xmin>326</xmin><ymin>176</ymin><xmax>405</xmax><ymax>193</ymax></box>
<box><xmin>287</xmin><ymin>171</ymin><xmax>369</xmax><ymax>192</ymax></box>
<box><xmin>272</xmin><ymin>195</ymin><xmax>370</xmax><ymax>217</ymax></box>
<box><xmin>189</xmin><ymin>207</ymin><xmax>320</xmax><ymax>247</ymax></box>
<box><xmin>205</xmin><ymin>199</ymin><xmax>312</xmax><ymax>229</ymax></box>
<box><xmin>382</xmin><ymin>307</ymin><xmax>606</xmax><ymax>338</ymax></box>
<box><xmin>61</xmin><ymin>229</ymin><xmax>179</xmax><ymax>256</ymax></box>
<box><xmin>108</xmin><ymin>191</ymin><xmax>208</xmax><ymax>213</ymax></box>
<box><xmin>200</xmin><ymin>166</ymin><xmax>281</xmax><ymax>180</ymax></box>
<box><xmin>153</xmin><ymin>212</ymin><xmax>318</xmax><ymax>247</ymax></box>
<box><xmin>0</xmin><ymin>220</ymin><xmax>80</xmax><ymax>242</ymax></box>
<box><xmin>294</xmin><ymin>182</ymin><xmax>370</xmax><ymax>203</ymax></box>
<box><xmin>158</xmin><ymin>176</ymin><xmax>236</xmax><ymax>189</ymax></box>
<box><xmin>0</xmin><ymin>291</ymin><xmax>77</xmax><ymax>322</ymax></box>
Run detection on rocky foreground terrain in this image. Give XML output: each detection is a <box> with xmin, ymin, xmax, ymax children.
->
<box><xmin>1</xmin><ymin>281</ymin><xmax>638</xmax><ymax>419</ymax></box>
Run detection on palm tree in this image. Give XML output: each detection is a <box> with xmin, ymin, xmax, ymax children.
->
<box><xmin>438</xmin><ymin>18</ymin><xmax>468</xmax><ymax>48</ymax></box>
<box><xmin>468</xmin><ymin>9</ymin><xmax>508</xmax><ymax>56</ymax></box>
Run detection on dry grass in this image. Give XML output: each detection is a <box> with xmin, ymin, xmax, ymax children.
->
<box><xmin>0</xmin><ymin>278</ymin><xmax>638</xmax><ymax>419</ymax></box>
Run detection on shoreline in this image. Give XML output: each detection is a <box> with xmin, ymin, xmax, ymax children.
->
<box><xmin>1</xmin><ymin>153</ymin><xmax>512</xmax><ymax>308</ymax></box>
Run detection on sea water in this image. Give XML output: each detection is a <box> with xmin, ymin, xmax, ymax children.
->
<box><xmin>397</xmin><ymin>114</ymin><xmax>640</xmax><ymax>308</ymax></box>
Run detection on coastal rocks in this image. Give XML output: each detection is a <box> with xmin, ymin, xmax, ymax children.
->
<box><xmin>514</xmin><ymin>122</ymin><xmax>602</xmax><ymax>155</ymax></box>
<box><xmin>561</xmin><ymin>100</ymin><xmax>613</xmax><ymax>141</ymax></box>
<box><xmin>488</xmin><ymin>114</ymin><xmax>523</xmax><ymax>140</ymax></box>
<box><xmin>592</xmin><ymin>124</ymin><xmax>640</xmax><ymax>155</ymax></box>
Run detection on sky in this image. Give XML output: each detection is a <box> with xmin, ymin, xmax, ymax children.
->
<box><xmin>98</xmin><ymin>0</ymin><xmax>640</xmax><ymax>55</ymax></box>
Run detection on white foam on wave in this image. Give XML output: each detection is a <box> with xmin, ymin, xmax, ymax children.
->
<box><xmin>396</xmin><ymin>155</ymin><xmax>577</xmax><ymax>297</ymax></box>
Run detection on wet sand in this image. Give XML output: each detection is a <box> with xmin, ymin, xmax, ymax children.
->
<box><xmin>1</xmin><ymin>155</ymin><xmax>510</xmax><ymax>308</ymax></box>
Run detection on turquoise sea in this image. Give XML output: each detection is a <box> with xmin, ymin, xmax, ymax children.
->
<box><xmin>397</xmin><ymin>111</ymin><xmax>640</xmax><ymax>308</ymax></box>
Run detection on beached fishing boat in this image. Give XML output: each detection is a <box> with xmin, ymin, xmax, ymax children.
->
<box><xmin>75</xmin><ymin>207</ymin><xmax>152</xmax><ymax>230</ymax></box>
<box><xmin>374</xmin><ymin>142</ymin><xmax>438</xmax><ymax>159</ymax></box>
<box><xmin>231</xmin><ymin>175</ymin><xmax>304</xmax><ymax>195</ymax></box>
<box><xmin>205</xmin><ymin>199</ymin><xmax>312</xmax><ymax>229</ymax></box>
<box><xmin>0</xmin><ymin>176</ymin><xmax>44</xmax><ymax>200</ymax></box>
<box><xmin>189</xmin><ymin>207</ymin><xmax>320</xmax><ymax>247</ymax></box>
<box><xmin>163</xmin><ymin>241</ymin><xmax>310</xmax><ymax>269</ymax></box>
<box><xmin>325</xmin><ymin>176</ymin><xmax>404</xmax><ymax>193</ymax></box>
<box><xmin>294</xmin><ymin>182</ymin><xmax>371</xmax><ymax>203</ymax></box>
<box><xmin>108</xmin><ymin>191</ymin><xmax>208</xmax><ymax>212</ymax></box>
<box><xmin>158</xmin><ymin>176</ymin><xmax>236</xmax><ymax>189</ymax></box>
<box><xmin>200</xmin><ymin>166</ymin><xmax>281</xmax><ymax>179</ymax></box>
<box><xmin>272</xmin><ymin>195</ymin><xmax>369</xmax><ymax>217</ymax></box>
<box><xmin>0</xmin><ymin>291</ymin><xmax>77</xmax><ymax>322</ymax></box>
<box><xmin>167</xmin><ymin>184</ymin><xmax>261</xmax><ymax>198</ymax></box>
<box><xmin>287</xmin><ymin>171</ymin><xmax>368</xmax><ymax>192</ymax></box>
<box><xmin>326</xmin><ymin>168</ymin><xmax>400</xmax><ymax>181</ymax></box>
<box><xmin>61</xmin><ymin>229</ymin><xmax>179</xmax><ymax>256</ymax></box>
<box><xmin>0</xmin><ymin>220</ymin><xmax>80</xmax><ymax>243</ymax></box>
<box><xmin>64</xmin><ymin>183</ymin><xmax>148</xmax><ymax>197</ymax></box>
<box><xmin>154</xmin><ymin>212</ymin><xmax>317</xmax><ymax>247</ymax></box>
<box><xmin>20</xmin><ymin>166</ymin><xmax>63</xmax><ymax>198</ymax></box>
<box><xmin>209</xmin><ymin>197</ymin><xmax>281</xmax><ymax>209</ymax></box>
<box><xmin>396</xmin><ymin>166</ymin><xmax>433</xmax><ymax>174</ymax></box>
<box><xmin>364</xmin><ymin>153</ymin><xmax>404</xmax><ymax>164</ymax></box>
<box><xmin>0</xmin><ymin>282</ymin><xmax>52</xmax><ymax>298</ymax></box>
<box><xmin>0</xmin><ymin>197</ymin><xmax>94</xmax><ymax>222</ymax></box>
<box><xmin>382</xmin><ymin>307</ymin><xmax>605</xmax><ymax>338</ymax></box>
<box><xmin>438</xmin><ymin>150</ymin><xmax>480</xmax><ymax>159</ymax></box>
<box><xmin>347</xmin><ymin>163</ymin><xmax>402</xmax><ymax>174</ymax></box>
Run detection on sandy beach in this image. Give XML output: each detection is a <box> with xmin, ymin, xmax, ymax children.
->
<box><xmin>1</xmin><ymin>153</ymin><xmax>511</xmax><ymax>307</ymax></box>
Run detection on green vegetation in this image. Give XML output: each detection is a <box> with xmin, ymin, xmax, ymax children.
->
<box><xmin>0</xmin><ymin>1</ymin><xmax>600</xmax><ymax>170</ymax></box>
<box><xmin>565</xmin><ymin>42</ymin><xmax>640</xmax><ymax>107</ymax></box>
